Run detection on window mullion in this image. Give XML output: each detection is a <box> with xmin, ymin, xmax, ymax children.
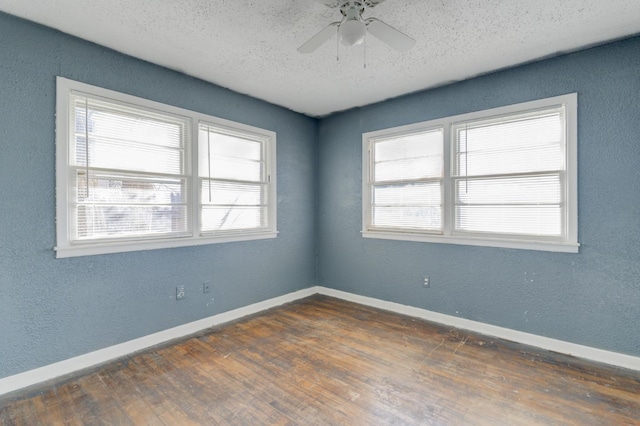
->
<box><xmin>70</xmin><ymin>165</ymin><xmax>189</xmax><ymax>180</ymax></box>
<box><xmin>559</xmin><ymin>169</ymin><xmax>568</xmax><ymax>242</ymax></box>
<box><xmin>193</xmin><ymin>118</ymin><xmax>202</xmax><ymax>237</ymax></box>
<box><xmin>451</xmin><ymin>170</ymin><xmax>563</xmax><ymax>180</ymax></box>
<box><xmin>443</xmin><ymin>123</ymin><xmax>453</xmax><ymax>237</ymax></box>
<box><xmin>372</xmin><ymin>177</ymin><xmax>442</xmax><ymax>186</ymax></box>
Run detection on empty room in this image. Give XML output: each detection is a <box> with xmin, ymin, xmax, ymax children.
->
<box><xmin>1</xmin><ymin>0</ymin><xmax>639</xmax><ymax>424</ymax></box>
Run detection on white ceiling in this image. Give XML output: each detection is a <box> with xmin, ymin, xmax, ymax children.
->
<box><xmin>1</xmin><ymin>0</ymin><xmax>640</xmax><ymax>117</ymax></box>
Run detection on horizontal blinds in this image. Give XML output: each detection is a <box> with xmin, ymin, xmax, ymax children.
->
<box><xmin>72</xmin><ymin>95</ymin><xmax>186</xmax><ymax>174</ymax></box>
<box><xmin>70</xmin><ymin>94</ymin><xmax>190</xmax><ymax>242</ymax></box>
<box><xmin>373</xmin><ymin>182</ymin><xmax>442</xmax><ymax>230</ymax></box>
<box><xmin>370</xmin><ymin>128</ymin><xmax>443</xmax><ymax>231</ymax></box>
<box><xmin>198</xmin><ymin>123</ymin><xmax>269</xmax><ymax>233</ymax></box>
<box><xmin>373</xmin><ymin>129</ymin><xmax>443</xmax><ymax>182</ymax></box>
<box><xmin>453</xmin><ymin>106</ymin><xmax>566</xmax><ymax>238</ymax></box>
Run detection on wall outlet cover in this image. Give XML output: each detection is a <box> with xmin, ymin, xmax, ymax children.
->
<box><xmin>176</xmin><ymin>285</ymin><xmax>186</xmax><ymax>300</ymax></box>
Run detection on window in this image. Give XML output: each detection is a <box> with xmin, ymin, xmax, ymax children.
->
<box><xmin>363</xmin><ymin>94</ymin><xmax>578</xmax><ymax>253</ymax></box>
<box><xmin>198</xmin><ymin>124</ymin><xmax>271</xmax><ymax>234</ymax></box>
<box><xmin>56</xmin><ymin>77</ymin><xmax>276</xmax><ymax>258</ymax></box>
<box><xmin>368</xmin><ymin>127</ymin><xmax>444</xmax><ymax>232</ymax></box>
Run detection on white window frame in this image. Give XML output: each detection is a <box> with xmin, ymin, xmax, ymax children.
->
<box><xmin>362</xmin><ymin>93</ymin><xmax>579</xmax><ymax>253</ymax></box>
<box><xmin>56</xmin><ymin>77</ymin><xmax>277</xmax><ymax>258</ymax></box>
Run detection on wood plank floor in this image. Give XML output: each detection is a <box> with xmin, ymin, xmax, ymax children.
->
<box><xmin>1</xmin><ymin>295</ymin><xmax>639</xmax><ymax>425</ymax></box>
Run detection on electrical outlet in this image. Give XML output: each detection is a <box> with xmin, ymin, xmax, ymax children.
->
<box><xmin>423</xmin><ymin>277</ymin><xmax>430</xmax><ymax>288</ymax></box>
<box><xmin>203</xmin><ymin>281</ymin><xmax>211</xmax><ymax>293</ymax></box>
<box><xmin>176</xmin><ymin>285</ymin><xmax>185</xmax><ymax>300</ymax></box>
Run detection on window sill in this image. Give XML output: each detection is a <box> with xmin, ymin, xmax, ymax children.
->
<box><xmin>55</xmin><ymin>231</ymin><xmax>279</xmax><ymax>258</ymax></box>
<box><xmin>362</xmin><ymin>230</ymin><xmax>579</xmax><ymax>253</ymax></box>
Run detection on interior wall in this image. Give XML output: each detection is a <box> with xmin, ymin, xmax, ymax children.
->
<box><xmin>317</xmin><ymin>36</ymin><xmax>640</xmax><ymax>358</ymax></box>
<box><xmin>2</xmin><ymin>9</ymin><xmax>639</xmax><ymax>383</ymax></box>
<box><xmin>0</xmin><ymin>13</ymin><xmax>317</xmax><ymax>379</ymax></box>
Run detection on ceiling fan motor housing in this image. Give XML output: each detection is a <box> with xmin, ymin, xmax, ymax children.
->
<box><xmin>339</xmin><ymin>1</ymin><xmax>367</xmax><ymax>46</ymax></box>
<box><xmin>339</xmin><ymin>1</ymin><xmax>365</xmax><ymax>17</ymax></box>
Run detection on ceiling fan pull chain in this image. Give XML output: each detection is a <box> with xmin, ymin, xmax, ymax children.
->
<box><xmin>364</xmin><ymin>33</ymin><xmax>367</xmax><ymax>69</ymax></box>
<box><xmin>336</xmin><ymin>26</ymin><xmax>340</xmax><ymax>61</ymax></box>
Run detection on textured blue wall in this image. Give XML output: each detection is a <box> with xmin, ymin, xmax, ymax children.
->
<box><xmin>317</xmin><ymin>37</ymin><xmax>640</xmax><ymax>357</ymax></box>
<box><xmin>0</xmin><ymin>13</ymin><xmax>317</xmax><ymax>379</ymax></box>
<box><xmin>2</xmin><ymin>11</ymin><xmax>639</xmax><ymax>382</ymax></box>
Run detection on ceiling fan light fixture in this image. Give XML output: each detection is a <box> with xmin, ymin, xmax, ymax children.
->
<box><xmin>298</xmin><ymin>0</ymin><xmax>415</xmax><ymax>54</ymax></box>
<box><xmin>339</xmin><ymin>19</ymin><xmax>367</xmax><ymax>46</ymax></box>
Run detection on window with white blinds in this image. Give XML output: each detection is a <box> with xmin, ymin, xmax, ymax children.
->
<box><xmin>453</xmin><ymin>108</ymin><xmax>566</xmax><ymax>238</ymax></box>
<box><xmin>69</xmin><ymin>94</ymin><xmax>191</xmax><ymax>242</ymax></box>
<box><xmin>369</xmin><ymin>128</ymin><xmax>443</xmax><ymax>231</ymax></box>
<box><xmin>198</xmin><ymin>124</ymin><xmax>270</xmax><ymax>234</ymax></box>
<box><xmin>56</xmin><ymin>77</ymin><xmax>277</xmax><ymax>258</ymax></box>
<box><xmin>363</xmin><ymin>94</ymin><xmax>578</xmax><ymax>253</ymax></box>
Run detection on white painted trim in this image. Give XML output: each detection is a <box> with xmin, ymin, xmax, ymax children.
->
<box><xmin>316</xmin><ymin>286</ymin><xmax>640</xmax><ymax>372</ymax></box>
<box><xmin>0</xmin><ymin>287</ymin><xmax>316</xmax><ymax>397</ymax></box>
<box><xmin>55</xmin><ymin>77</ymin><xmax>278</xmax><ymax>259</ymax></box>
<box><xmin>3</xmin><ymin>285</ymin><xmax>639</xmax><ymax>398</ymax></box>
<box><xmin>361</xmin><ymin>93</ymin><xmax>579</xmax><ymax>254</ymax></box>
<box><xmin>362</xmin><ymin>230</ymin><xmax>580</xmax><ymax>253</ymax></box>
<box><xmin>55</xmin><ymin>231</ymin><xmax>279</xmax><ymax>259</ymax></box>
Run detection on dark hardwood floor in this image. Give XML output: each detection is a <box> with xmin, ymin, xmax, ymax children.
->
<box><xmin>1</xmin><ymin>295</ymin><xmax>639</xmax><ymax>425</ymax></box>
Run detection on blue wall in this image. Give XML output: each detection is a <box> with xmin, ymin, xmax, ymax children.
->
<box><xmin>317</xmin><ymin>36</ymin><xmax>640</xmax><ymax>357</ymax></box>
<box><xmin>2</xmin><ymin>11</ymin><xmax>639</xmax><ymax>381</ymax></box>
<box><xmin>0</xmin><ymin>13</ymin><xmax>317</xmax><ymax>379</ymax></box>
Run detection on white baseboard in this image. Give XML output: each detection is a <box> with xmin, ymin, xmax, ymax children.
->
<box><xmin>316</xmin><ymin>286</ymin><xmax>640</xmax><ymax>372</ymax></box>
<box><xmin>2</xmin><ymin>285</ymin><xmax>638</xmax><ymax>398</ymax></box>
<box><xmin>0</xmin><ymin>287</ymin><xmax>316</xmax><ymax>397</ymax></box>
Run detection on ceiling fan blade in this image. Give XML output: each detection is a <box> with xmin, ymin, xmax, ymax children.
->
<box><xmin>363</xmin><ymin>0</ymin><xmax>388</xmax><ymax>7</ymax></box>
<box><xmin>297</xmin><ymin>22</ymin><xmax>340</xmax><ymax>53</ymax></box>
<box><xmin>314</xmin><ymin>0</ymin><xmax>342</xmax><ymax>7</ymax></box>
<box><xmin>366</xmin><ymin>18</ymin><xmax>416</xmax><ymax>52</ymax></box>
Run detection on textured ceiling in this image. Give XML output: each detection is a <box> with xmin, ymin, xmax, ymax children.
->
<box><xmin>1</xmin><ymin>0</ymin><xmax>640</xmax><ymax>117</ymax></box>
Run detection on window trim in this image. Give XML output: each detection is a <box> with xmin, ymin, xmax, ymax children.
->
<box><xmin>362</xmin><ymin>94</ymin><xmax>579</xmax><ymax>253</ymax></box>
<box><xmin>55</xmin><ymin>77</ymin><xmax>277</xmax><ymax>258</ymax></box>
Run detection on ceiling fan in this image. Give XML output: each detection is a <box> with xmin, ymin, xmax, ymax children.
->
<box><xmin>298</xmin><ymin>0</ymin><xmax>416</xmax><ymax>53</ymax></box>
